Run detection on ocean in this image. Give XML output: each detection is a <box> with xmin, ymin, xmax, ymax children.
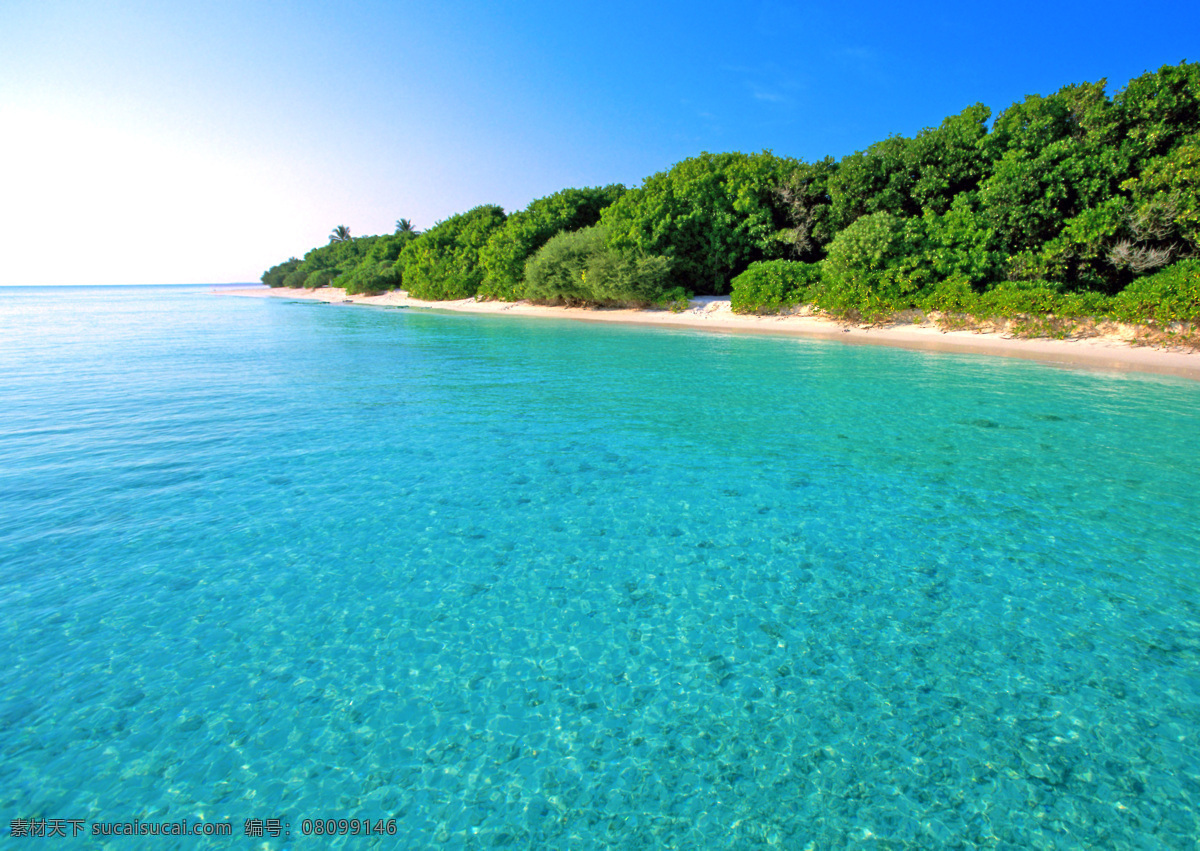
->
<box><xmin>2</xmin><ymin>285</ymin><xmax>1198</xmax><ymax>848</ymax></box>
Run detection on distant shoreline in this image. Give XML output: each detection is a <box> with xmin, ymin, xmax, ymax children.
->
<box><xmin>219</xmin><ymin>286</ymin><xmax>1200</xmax><ymax>382</ymax></box>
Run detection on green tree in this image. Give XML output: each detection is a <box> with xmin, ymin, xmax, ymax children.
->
<box><xmin>982</xmin><ymin>81</ymin><xmax>1113</xmax><ymax>160</ymax></box>
<box><xmin>281</xmin><ymin>235</ymin><xmax>379</xmax><ymax>288</ymax></box>
<box><xmin>919</xmin><ymin>194</ymin><xmax>1006</xmax><ymax>290</ymax></box>
<box><xmin>775</xmin><ymin>158</ymin><xmax>837</xmax><ymax>260</ymax></box>
<box><xmin>816</xmin><ymin>212</ymin><xmax>930</xmax><ymax>317</ymax></box>
<box><xmin>330</xmin><ymin>225</ymin><xmax>352</xmax><ymax>243</ymax></box>
<box><xmin>599</xmin><ymin>151</ymin><xmax>798</xmax><ymax>294</ymax></box>
<box><xmin>523</xmin><ymin>224</ymin><xmax>671</xmax><ymax>306</ymax></box>
<box><xmin>395</xmin><ymin>219</ymin><xmax>419</xmax><ymax>235</ymax></box>
<box><xmin>340</xmin><ymin>231</ymin><xmax>418</xmax><ymax>295</ymax></box>
<box><xmin>1112</xmin><ymin>62</ymin><xmax>1200</xmax><ymax>171</ymax></box>
<box><xmin>827</xmin><ymin>135</ymin><xmax>916</xmax><ymax>229</ymax></box>
<box><xmin>977</xmin><ymin>80</ymin><xmax>1125</xmax><ymax>265</ymax></box>
<box><xmin>906</xmin><ymin>103</ymin><xmax>993</xmax><ymax>215</ymax></box>
<box><xmin>262</xmin><ymin>257</ymin><xmax>301</xmax><ymax>288</ymax></box>
<box><xmin>478</xmin><ymin>185</ymin><xmax>625</xmax><ymax>301</ymax></box>
<box><xmin>1120</xmin><ymin>133</ymin><xmax>1200</xmax><ymax>258</ymax></box>
<box><xmin>398</xmin><ymin>205</ymin><xmax>507</xmax><ymax>300</ymax></box>
<box><xmin>826</xmin><ymin>104</ymin><xmax>992</xmax><ymax>231</ymax></box>
<box><xmin>282</xmin><ymin>265</ymin><xmax>310</xmax><ymax>288</ymax></box>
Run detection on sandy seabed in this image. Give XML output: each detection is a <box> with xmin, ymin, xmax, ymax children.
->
<box><xmin>220</xmin><ymin>286</ymin><xmax>1200</xmax><ymax>381</ymax></box>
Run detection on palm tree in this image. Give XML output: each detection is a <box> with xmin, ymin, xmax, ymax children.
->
<box><xmin>330</xmin><ymin>225</ymin><xmax>352</xmax><ymax>243</ymax></box>
<box><xmin>395</xmin><ymin>219</ymin><xmax>419</xmax><ymax>235</ymax></box>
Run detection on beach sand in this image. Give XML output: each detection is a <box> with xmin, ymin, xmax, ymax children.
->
<box><xmin>219</xmin><ymin>286</ymin><xmax>1200</xmax><ymax>381</ymax></box>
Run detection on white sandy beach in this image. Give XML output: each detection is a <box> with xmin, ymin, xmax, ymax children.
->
<box><xmin>220</xmin><ymin>286</ymin><xmax>1200</xmax><ymax>381</ymax></box>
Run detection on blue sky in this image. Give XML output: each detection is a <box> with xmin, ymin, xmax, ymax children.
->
<box><xmin>2</xmin><ymin>0</ymin><xmax>1197</xmax><ymax>284</ymax></box>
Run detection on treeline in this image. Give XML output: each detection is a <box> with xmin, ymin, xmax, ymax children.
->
<box><xmin>263</xmin><ymin>61</ymin><xmax>1200</xmax><ymax>323</ymax></box>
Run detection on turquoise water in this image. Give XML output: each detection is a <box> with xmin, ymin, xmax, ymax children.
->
<box><xmin>2</xmin><ymin>285</ymin><xmax>1199</xmax><ymax>849</ymax></box>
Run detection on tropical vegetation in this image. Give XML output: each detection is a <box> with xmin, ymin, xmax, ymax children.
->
<box><xmin>262</xmin><ymin>61</ymin><xmax>1200</xmax><ymax>329</ymax></box>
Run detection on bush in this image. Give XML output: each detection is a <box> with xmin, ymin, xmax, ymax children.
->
<box><xmin>920</xmin><ymin>195</ymin><xmax>1005</xmax><ymax>288</ymax></box>
<box><xmin>304</xmin><ymin>268</ymin><xmax>338</xmax><ymax>288</ymax></box>
<box><xmin>1112</xmin><ymin>259</ymin><xmax>1200</xmax><ymax>322</ymax></box>
<box><xmin>657</xmin><ymin>286</ymin><xmax>693</xmax><ymax>312</ymax></box>
<box><xmin>523</xmin><ymin>225</ymin><xmax>599</xmax><ymax>303</ymax></box>
<box><xmin>599</xmin><ymin>151</ymin><xmax>798</xmax><ymax>294</ymax></box>
<box><xmin>730</xmin><ymin>260</ymin><xmax>822</xmax><ymax>314</ymax></box>
<box><xmin>341</xmin><ymin>261</ymin><xmax>402</xmax><ymax>295</ymax></box>
<box><xmin>583</xmin><ymin>247</ymin><xmax>672</xmax><ymax>305</ymax></box>
<box><xmin>281</xmin><ymin>266</ymin><xmax>310</xmax><ymax>288</ymax></box>
<box><xmin>262</xmin><ymin>257</ymin><xmax>301</xmax><ymax>288</ymax></box>
<box><xmin>815</xmin><ymin>212</ymin><xmax>930</xmax><ymax>318</ymax></box>
<box><xmin>524</xmin><ymin>225</ymin><xmax>672</xmax><ymax>306</ymax></box>
<box><xmin>477</xmin><ymin>185</ymin><xmax>624</xmax><ymax>301</ymax></box>
<box><xmin>976</xmin><ymin>281</ymin><xmax>1070</xmax><ymax>316</ymax></box>
<box><xmin>399</xmin><ymin>205</ymin><xmax>507</xmax><ymax>300</ymax></box>
<box><xmin>271</xmin><ymin>236</ymin><xmax>380</xmax><ymax>289</ymax></box>
<box><xmin>918</xmin><ymin>277</ymin><xmax>982</xmax><ymax>313</ymax></box>
<box><xmin>339</xmin><ymin>232</ymin><xmax>415</xmax><ymax>295</ymax></box>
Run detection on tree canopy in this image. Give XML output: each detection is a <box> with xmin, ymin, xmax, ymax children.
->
<box><xmin>478</xmin><ymin>185</ymin><xmax>625</xmax><ymax>301</ymax></box>
<box><xmin>398</xmin><ymin>205</ymin><xmax>507</xmax><ymax>300</ymax></box>
<box><xmin>262</xmin><ymin>60</ymin><xmax>1200</xmax><ymax>325</ymax></box>
<box><xmin>599</xmin><ymin>150</ymin><xmax>798</xmax><ymax>294</ymax></box>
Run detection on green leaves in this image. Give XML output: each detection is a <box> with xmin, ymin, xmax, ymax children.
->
<box><xmin>277</xmin><ymin>236</ymin><xmax>380</xmax><ymax>289</ymax></box>
<box><xmin>398</xmin><ymin>205</ymin><xmax>507</xmax><ymax>300</ymax></box>
<box><xmin>730</xmin><ymin>260</ymin><xmax>821</xmax><ymax>314</ymax></box>
<box><xmin>523</xmin><ymin>225</ymin><xmax>672</xmax><ymax>307</ymax></box>
<box><xmin>261</xmin><ymin>257</ymin><xmax>301</xmax><ymax>288</ymax></box>
<box><xmin>1113</xmin><ymin>62</ymin><xmax>1200</xmax><ymax>169</ymax></box>
<box><xmin>257</xmin><ymin>60</ymin><xmax>1200</xmax><ymax>328</ymax></box>
<box><xmin>827</xmin><ymin>104</ymin><xmax>992</xmax><ymax>231</ymax></box>
<box><xmin>599</xmin><ymin>151</ymin><xmax>797</xmax><ymax>295</ymax></box>
<box><xmin>816</xmin><ymin>212</ymin><xmax>930</xmax><ymax>317</ymax></box>
<box><xmin>478</xmin><ymin>185</ymin><xmax>625</xmax><ymax>301</ymax></box>
<box><xmin>1112</xmin><ymin>259</ymin><xmax>1200</xmax><ymax>322</ymax></box>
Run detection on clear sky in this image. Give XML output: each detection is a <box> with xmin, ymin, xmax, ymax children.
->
<box><xmin>2</xmin><ymin>0</ymin><xmax>1197</xmax><ymax>285</ymax></box>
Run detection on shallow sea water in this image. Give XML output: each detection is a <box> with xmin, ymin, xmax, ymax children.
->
<box><xmin>1</xmin><ymin>285</ymin><xmax>1199</xmax><ymax>848</ymax></box>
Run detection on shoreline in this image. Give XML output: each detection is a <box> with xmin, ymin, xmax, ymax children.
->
<box><xmin>218</xmin><ymin>286</ymin><xmax>1200</xmax><ymax>381</ymax></box>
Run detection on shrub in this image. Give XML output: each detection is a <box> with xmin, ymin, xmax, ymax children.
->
<box><xmin>657</xmin><ymin>286</ymin><xmax>693</xmax><ymax>312</ymax></box>
<box><xmin>730</xmin><ymin>260</ymin><xmax>822</xmax><ymax>314</ymax></box>
<box><xmin>339</xmin><ymin>232</ymin><xmax>415</xmax><ymax>295</ymax></box>
<box><xmin>262</xmin><ymin>257</ymin><xmax>301</xmax><ymax>288</ymax></box>
<box><xmin>304</xmin><ymin>268</ymin><xmax>338</xmax><ymax>288</ymax></box>
<box><xmin>600</xmin><ymin>151</ymin><xmax>798</xmax><ymax>294</ymax></box>
<box><xmin>583</xmin><ymin>248</ymin><xmax>672</xmax><ymax>306</ymax></box>
<box><xmin>477</xmin><ymin>185</ymin><xmax>625</xmax><ymax>301</ymax></box>
<box><xmin>281</xmin><ymin>266</ymin><xmax>310</xmax><ymax>288</ymax></box>
<box><xmin>920</xmin><ymin>195</ymin><xmax>1005</xmax><ymax>288</ymax></box>
<box><xmin>524</xmin><ymin>225</ymin><xmax>672</xmax><ymax>306</ymax></box>
<box><xmin>399</xmin><ymin>205</ymin><xmax>507</xmax><ymax>300</ymax></box>
<box><xmin>815</xmin><ymin>212</ymin><xmax>930</xmax><ymax>318</ymax></box>
<box><xmin>341</xmin><ymin>261</ymin><xmax>402</xmax><ymax>295</ymax></box>
<box><xmin>1112</xmin><ymin>259</ymin><xmax>1200</xmax><ymax>322</ymax></box>
<box><xmin>273</xmin><ymin>236</ymin><xmax>380</xmax><ymax>289</ymax></box>
<box><xmin>919</xmin><ymin>277</ymin><xmax>982</xmax><ymax>313</ymax></box>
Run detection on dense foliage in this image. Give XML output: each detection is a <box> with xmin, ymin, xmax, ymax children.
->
<box><xmin>398</xmin><ymin>205</ymin><xmax>507</xmax><ymax>300</ymax></box>
<box><xmin>478</xmin><ymin>186</ymin><xmax>625</xmax><ymax>301</ymax></box>
<box><xmin>523</xmin><ymin>225</ymin><xmax>674</xmax><ymax>307</ymax></box>
<box><xmin>262</xmin><ymin>257</ymin><xmax>301</xmax><ymax>288</ymax></box>
<box><xmin>599</xmin><ymin>151</ymin><xmax>798</xmax><ymax>295</ymax></box>
<box><xmin>340</xmin><ymin>231</ymin><xmax>416</xmax><ymax>295</ymax></box>
<box><xmin>263</xmin><ymin>61</ymin><xmax>1200</xmax><ymax>327</ymax></box>
<box><xmin>264</xmin><ymin>237</ymin><xmax>382</xmax><ymax>290</ymax></box>
<box><xmin>729</xmin><ymin>260</ymin><xmax>822</xmax><ymax>314</ymax></box>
